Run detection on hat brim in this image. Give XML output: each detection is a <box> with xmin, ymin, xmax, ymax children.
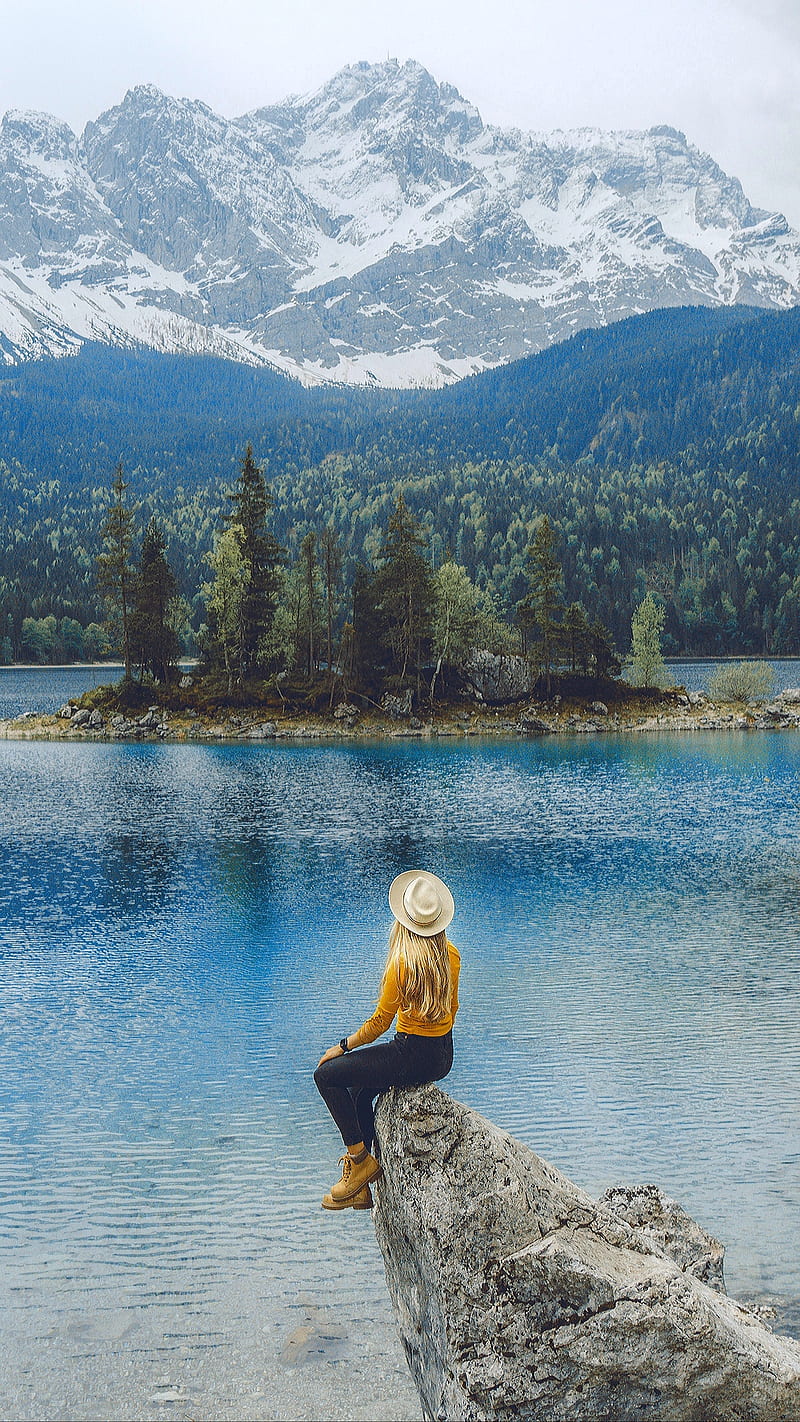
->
<box><xmin>389</xmin><ymin>870</ymin><xmax>455</xmax><ymax>937</ymax></box>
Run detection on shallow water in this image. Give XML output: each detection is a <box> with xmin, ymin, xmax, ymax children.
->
<box><xmin>1</xmin><ymin>733</ymin><xmax>799</xmax><ymax>1419</ymax></box>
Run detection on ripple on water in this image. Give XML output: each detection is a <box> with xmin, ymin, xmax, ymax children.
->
<box><xmin>1</xmin><ymin>734</ymin><xmax>799</xmax><ymax>1418</ymax></box>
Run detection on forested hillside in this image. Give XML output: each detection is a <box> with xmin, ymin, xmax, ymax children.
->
<box><xmin>2</xmin><ymin>302</ymin><xmax>800</xmax><ymax>659</ymax></box>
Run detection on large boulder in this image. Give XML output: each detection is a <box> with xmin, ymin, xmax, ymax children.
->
<box><xmin>372</xmin><ymin>1086</ymin><xmax>800</xmax><ymax>1422</ymax></box>
<box><xmin>463</xmin><ymin>651</ymin><xmax>536</xmax><ymax>705</ymax></box>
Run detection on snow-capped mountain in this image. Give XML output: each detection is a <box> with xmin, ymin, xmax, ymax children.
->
<box><xmin>1</xmin><ymin>59</ymin><xmax>799</xmax><ymax>385</ymax></box>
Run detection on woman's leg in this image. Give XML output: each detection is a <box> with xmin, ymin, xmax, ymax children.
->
<box><xmin>314</xmin><ymin>1032</ymin><xmax>454</xmax><ymax>1154</ymax></box>
<box><xmin>314</xmin><ymin>1038</ymin><xmax>409</xmax><ymax>1151</ymax></box>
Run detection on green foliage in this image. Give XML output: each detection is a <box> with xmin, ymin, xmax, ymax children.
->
<box><xmin>82</xmin><ymin>622</ymin><xmax>111</xmax><ymax>660</ymax></box>
<box><xmin>204</xmin><ymin>525</ymin><xmax>248</xmax><ymax>694</ymax></box>
<box><xmin>224</xmin><ymin>444</ymin><xmax>284</xmax><ymax>677</ymax></box>
<box><xmin>97</xmin><ymin>461</ymin><xmax>136</xmax><ymax>678</ymax></box>
<box><xmin>3</xmin><ymin>306</ymin><xmax>800</xmax><ymax>664</ymax></box>
<box><xmin>374</xmin><ymin>493</ymin><xmax>434</xmax><ymax>685</ymax></box>
<box><xmin>430</xmin><ymin>561</ymin><xmax>484</xmax><ymax>701</ymax></box>
<box><xmin>518</xmin><ymin>515</ymin><xmax>564</xmax><ymax>685</ymax></box>
<box><xmin>707</xmin><ymin>661</ymin><xmax>776</xmax><ymax>704</ymax></box>
<box><xmin>129</xmin><ymin>517</ymin><xmax>180</xmax><ymax>683</ymax></box>
<box><xmin>629</xmin><ymin>594</ymin><xmax>669</xmax><ymax>688</ymax></box>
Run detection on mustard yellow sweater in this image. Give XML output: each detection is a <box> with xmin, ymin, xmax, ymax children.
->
<box><xmin>349</xmin><ymin>941</ymin><xmax>460</xmax><ymax>1048</ymax></box>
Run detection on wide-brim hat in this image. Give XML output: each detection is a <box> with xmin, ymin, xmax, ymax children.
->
<box><xmin>389</xmin><ymin>870</ymin><xmax>454</xmax><ymax>937</ymax></box>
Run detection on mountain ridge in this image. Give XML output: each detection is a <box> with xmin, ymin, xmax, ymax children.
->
<box><xmin>1</xmin><ymin>60</ymin><xmax>799</xmax><ymax>386</ymax></box>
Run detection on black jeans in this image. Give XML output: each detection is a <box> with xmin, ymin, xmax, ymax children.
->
<box><xmin>314</xmin><ymin>1031</ymin><xmax>453</xmax><ymax>1153</ymax></box>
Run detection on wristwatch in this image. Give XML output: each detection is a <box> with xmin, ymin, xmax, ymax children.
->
<box><xmin>339</xmin><ymin>1037</ymin><xmax>351</xmax><ymax>1053</ymax></box>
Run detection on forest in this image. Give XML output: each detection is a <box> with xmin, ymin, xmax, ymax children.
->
<box><xmin>1</xmin><ymin>301</ymin><xmax>800</xmax><ymax>663</ymax></box>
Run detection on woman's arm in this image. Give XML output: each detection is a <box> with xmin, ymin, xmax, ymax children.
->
<box><xmin>317</xmin><ymin>957</ymin><xmax>402</xmax><ymax>1064</ymax></box>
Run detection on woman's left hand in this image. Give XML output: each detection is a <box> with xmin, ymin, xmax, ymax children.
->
<box><xmin>317</xmin><ymin>1044</ymin><xmax>344</xmax><ymax>1067</ymax></box>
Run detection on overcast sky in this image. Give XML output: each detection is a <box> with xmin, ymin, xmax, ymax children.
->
<box><xmin>2</xmin><ymin>0</ymin><xmax>799</xmax><ymax>227</ymax></box>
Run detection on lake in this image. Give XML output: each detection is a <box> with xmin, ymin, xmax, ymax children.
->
<box><xmin>1</xmin><ymin>681</ymin><xmax>800</xmax><ymax>1420</ymax></box>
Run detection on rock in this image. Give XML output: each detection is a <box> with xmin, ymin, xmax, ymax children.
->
<box><xmin>57</xmin><ymin>703</ymin><xmax>74</xmax><ymax>719</ymax></box>
<box><xmin>688</xmin><ymin>691</ymin><xmax>708</xmax><ymax>707</ymax></box>
<box><xmin>372</xmin><ymin>1086</ymin><xmax>800</xmax><ymax>1422</ymax></box>
<box><xmin>246</xmin><ymin>721</ymin><xmax>277</xmax><ymax>739</ymax></box>
<box><xmin>590</xmin><ymin>700</ymin><xmax>609</xmax><ymax>715</ymax></box>
<box><xmin>597</xmin><ymin>1184</ymin><xmax>725</xmax><ymax>1292</ymax></box>
<box><xmin>70</xmin><ymin>708</ymin><xmax>90</xmax><ymax>727</ymax></box>
<box><xmin>463</xmin><ymin>651</ymin><xmax>537</xmax><ymax>705</ymax></box>
<box><xmin>775</xmin><ymin>687</ymin><xmax>800</xmax><ymax>705</ymax></box>
<box><xmin>381</xmin><ymin>690</ymin><xmax>413</xmax><ymax>719</ymax></box>
<box><xmin>516</xmin><ymin>714</ymin><xmax>551</xmax><ymax>735</ymax></box>
<box><xmin>333</xmin><ymin>701</ymin><xmax>360</xmax><ymax>721</ymax></box>
<box><xmin>87</xmin><ymin>709</ymin><xmax>104</xmax><ymax>728</ymax></box>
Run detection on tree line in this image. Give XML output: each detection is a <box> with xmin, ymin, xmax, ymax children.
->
<box><xmin>97</xmin><ymin>444</ymin><xmax>631</xmax><ymax>704</ymax></box>
<box><xmin>4</xmin><ymin>304</ymin><xmax>800</xmax><ymax>662</ymax></box>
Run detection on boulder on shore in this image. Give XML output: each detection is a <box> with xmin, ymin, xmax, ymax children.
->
<box><xmin>372</xmin><ymin>1086</ymin><xmax>800</xmax><ymax>1422</ymax></box>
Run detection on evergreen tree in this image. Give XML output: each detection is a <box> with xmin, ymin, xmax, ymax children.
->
<box><xmin>350</xmin><ymin>564</ymin><xmax>385</xmax><ymax>691</ymax></box>
<box><xmin>225</xmin><ymin>444</ymin><xmax>283</xmax><ymax>678</ymax></box>
<box><xmin>562</xmin><ymin>601</ymin><xmax>592</xmax><ymax>673</ymax></box>
<box><xmin>97</xmin><ymin>461</ymin><xmax>136</xmax><ymax>679</ymax></box>
<box><xmin>629</xmin><ymin>593</ymin><xmax>668</xmax><ymax>687</ymax></box>
<box><xmin>299</xmin><ymin>530</ymin><xmax>322</xmax><ymax>676</ymax></box>
<box><xmin>130</xmin><ymin>517</ymin><xmax>180</xmax><ymax>683</ymax></box>
<box><xmin>588</xmin><ymin>619</ymin><xmax>622</xmax><ymax>682</ymax></box>
<box><xmin>375</xmin><ymin>493</ymin><xmax>434</xmax><ymax>687</ymax></box>
<box><xmin>518</xmin><ymin>514</ymin><xmax>563</xmax><ymax>693</ymax></box>
<box><xmin>320</xmin><ymin>524</ymin><xmax>342</xmax><ymax>678</ymax></box>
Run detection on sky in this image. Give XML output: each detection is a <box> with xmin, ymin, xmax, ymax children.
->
<box><xmin>1</xmin><ymin>0</ymin><xmax>799</xmax><ymax>227</ymax></box>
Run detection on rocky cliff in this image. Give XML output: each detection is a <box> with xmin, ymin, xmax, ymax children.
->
<box><xmin>372</xmin><ymin>1085</ymin><xmax>800</xmax><ymax>1421</ymax></box>
<box><xmin>2</xmin><ymin>60</ymin><xmax>800</xmax><ymax>383</ymax></box>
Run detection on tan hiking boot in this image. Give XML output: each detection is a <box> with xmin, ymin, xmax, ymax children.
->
<box><xmin>328</xmin><ymin>1149</ymin><xmax>382</xmax><ymax>1203</ymax></box>
<box><xmin>321</xmin><ymin>1182</ymin><xmax>373</xmax><ymax>1211</ymax></box>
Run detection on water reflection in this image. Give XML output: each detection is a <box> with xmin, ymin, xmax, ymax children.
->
<box><xmin>0</xmin><ymin>733</ymin><xmax>799</xmax><ymax>1420</ymax></box>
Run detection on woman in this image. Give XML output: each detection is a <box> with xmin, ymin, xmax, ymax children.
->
<box><xmin>314</xmin><ymin>869</ymin><xmax>459</xmax><ymax>1211</ymax></box>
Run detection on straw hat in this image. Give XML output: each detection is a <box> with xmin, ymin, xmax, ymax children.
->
<box><xmin>389</xmin><ymin>870</ymin><xmax>454</xmax><ymax>937</ymax></box>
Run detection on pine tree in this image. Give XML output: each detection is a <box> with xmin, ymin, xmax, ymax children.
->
<box><xmin>350</xmin><ymin>564</ymin><xmax>384</xmax><ymax>691</ymax></box>
<box><xmin>320</xmin><ymin>524</ymin><xmax>342</xmax><ymax>680</ymax></box>
<box><xmin>225</xmin><ymin>444</ymin><xmax>283</xmax><ymax>679</ymax></box>
<box><xmin>299</xmin><ymin>530</ymin><xmax>321</xmax><ymax>676</ymax></box>
<box><xmin>562</xmin><ymin>601</ymin><xmax>592</xmax><ymax>673</ymax></box>
<box><xmin>97</xmin><ymin>461</ymin><xmax>136</xmax><ymax>680</ymax></box>
<box><xmin>518</xmin><ymin>514</ymin><xmax>563</xmax><ymax>694</ymax></box>
<box><xmin>375</xmin><ymin>493</ymin><xmax>434</xmax><ymax>688</ymax></box>
<box><xmin>130</xmin><ymin>517</ymin><xmax>180</xmax><ymax>683</ymax></box>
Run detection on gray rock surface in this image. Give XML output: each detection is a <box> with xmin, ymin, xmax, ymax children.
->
<box><xmin>517</xmin><ymin>714</ymin><xmax>551</xmax><ymax>736</ymax></box>
<box><xmin>373</xmin><ymin>1085</ymin><xmax>800</xmax><ymax>1422</ymax></box>
<box><xmin>381</xmin><ymin>690</ymin><xmax>414</xmax><ymax>719</ymax></box>
<box><xmin>463</xmin><ymin>652</ymin><xmax>536</xmax><ymax>705</ymax></box>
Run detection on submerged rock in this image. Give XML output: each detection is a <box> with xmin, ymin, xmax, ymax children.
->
<box><xmin>372</xmin><ymin>1086</ymin><xmax>800</xmax><ymax>1422</ymax></box>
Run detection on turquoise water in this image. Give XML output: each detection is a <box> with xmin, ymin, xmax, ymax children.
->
<box><xmin>1</xmin><ymin>732</ymin><xmax>800</xmax><ymax>1419</ymax></box>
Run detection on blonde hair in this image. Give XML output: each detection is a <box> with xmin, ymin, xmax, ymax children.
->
<box><xmin>383</xmin><ymin>921</ymin><xmax>452</xmax><ymax>1023</ymax></box>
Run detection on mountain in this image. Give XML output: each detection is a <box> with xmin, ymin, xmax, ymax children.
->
<box><xmin>1</xmin><ymin>61</ymin><xmax>799</xmax><ymax>386</ymax></box>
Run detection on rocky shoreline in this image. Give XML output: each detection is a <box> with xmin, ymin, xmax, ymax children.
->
<box><xmin>3</xmin><ymin>687</ymin><xmax>800</xmax><ymax>744</ymax></box>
